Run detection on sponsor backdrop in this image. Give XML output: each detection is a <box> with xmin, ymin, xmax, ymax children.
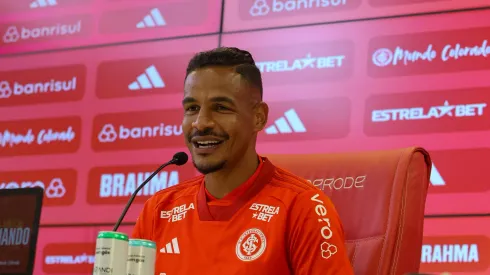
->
<box><xmin>1</xmin><ymin>0</ymin><xmax>489</xmax><ymax>273</ymax></box>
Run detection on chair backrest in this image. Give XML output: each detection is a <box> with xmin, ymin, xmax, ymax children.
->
<box><xmin>268</xmin><ymin>147</ymin><xmax>431</xmax><ymax>274</ymax></box>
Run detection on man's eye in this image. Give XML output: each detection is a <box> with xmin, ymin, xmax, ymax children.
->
<box><xmin>185</xmin><ymin>106</ymin><xmax>199</xmax><ymax>112</ymax></box>
<box><xmin>216</xmin><ymin>105</ymin><xmax>230</xmax><ymax>111</ymax></box>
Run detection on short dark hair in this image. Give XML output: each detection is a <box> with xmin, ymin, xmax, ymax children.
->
<box><xmin>185</xmin><ymin>47</ymin><xmax>263</xmax><ymax>99</ymax></box>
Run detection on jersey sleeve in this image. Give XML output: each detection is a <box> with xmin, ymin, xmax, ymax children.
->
<box><xmin>131</xmin><ymin>198</ymin><xmax>156</xmax><ymax>240</ymax></box>
<box><xmin>287</xmin><ymin>189</ymin><xmax>354</xmax><ymax>275</ymax></box>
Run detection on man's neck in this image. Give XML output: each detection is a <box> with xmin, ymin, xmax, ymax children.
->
<box><xmin>204</xmin><ymin>152</ymin><xmax>260</xmax><ymax>199</ymax></box>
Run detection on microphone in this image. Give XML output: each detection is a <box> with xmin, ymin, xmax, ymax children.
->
<box><xmin>112</xmin><ymin>152</ymin><xmax>188</xmax><ymax>231</ymax></box>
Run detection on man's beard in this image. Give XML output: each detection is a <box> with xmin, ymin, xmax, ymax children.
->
<box><xmin>193</xmin><ymin>159</ymin><xmax>226</xmax><ymax>175</ymax></box>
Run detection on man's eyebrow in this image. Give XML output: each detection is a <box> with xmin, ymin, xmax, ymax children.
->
<box><xmin>183</xmin><ymin>96</ymin><xmax>236</xmax><ymax>106</ymax></box>
<box><xmin>182</xmin><ymin>97</ymin><xmax>196</xmax><ymax>106</ymax></box>
<box><xmin>209</xmin><ymin>96</ymin><xmax>236</xmax><ymax>106</ymax></box>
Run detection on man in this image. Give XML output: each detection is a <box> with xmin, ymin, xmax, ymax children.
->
<box><xmin>132</xmin><ymin>47</ymin><xmax>354</xmax><ymax>274</ymax></box>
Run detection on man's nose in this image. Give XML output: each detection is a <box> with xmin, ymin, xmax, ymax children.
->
<box><xmin>192</xmin><ymin>112</ymin><xmax>215</xmax><ymax>131</ymax></box>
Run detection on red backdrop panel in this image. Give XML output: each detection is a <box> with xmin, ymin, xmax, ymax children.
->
<box><xmin>35</xmin><ymin>225</ymin><xmax>134</xmax><ymax>275</ymax></box>
<box><xmin>224</xmin><ymin>0</ymin><xmax>490</xmax><ymax>32</ymax></box>
<box><xmin>0</xmin><ymin>35</ymin><xmax>218</xmax><ymax>225</ymax></box>
<box><xmin>421</xmin><ymin>217</ymin><xmax>490</xmax><ymax>274</ymax></box>
<box><xmin>0</xmin><ymin>0</ymin><xmax>221</xmax><ymax>55</ymax></box>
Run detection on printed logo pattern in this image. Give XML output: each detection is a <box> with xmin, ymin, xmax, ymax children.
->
<box><xmin>92</xmin><ymin>109</ymin><xmax>184</xmax><ymax>151</ymax></box>
<box><xmin>96</xmin><ymin>55</ymin><xmax>191</xmax><ymax>99</ymax></box>
<box><xmin>87</xmin><ymin>163</ymin><xmax>196</xmax><ymax>205</ymax></box>
<box><xmin>368</xmin><ymin>27</ymin><xmax>490</xmax><ymax>78</ymax></box>
<box><xmin>265</xmin><ymin>109</ymin><xmax>306</xmax><ymax>135</ymax></box>
<box><xmin>136</xmin><ymin>8</ymin><xmax>166</xmax><ymax>29</ymax></box>
<box><xmin>0</xmin><ymin>116</ymin><xmax>81</xmax><ymax>157</ymax></box>
<box><xmin>0</xmin><ymin>169</ymin><xmax>77</xmax><ymax>206</ymax></box>
<box><xmin>43</xmin><ymin>243</ymin><xmax>95</xmax><ymax>274</ymax></box>
<box><xmin>364</xmin><ymin>88</ymin><xmax>489</xmax><ymax>136</ymax></box>
<box><xmin>241</xmin><ymin>0</ymin><xmax>361</xmax><ymax>19</ymax></box>
<box><xmin>30</xmin><ymin>0</ymin><xmax>57</xmax><ymax>9</ymax></box>
<box><xmin>159</xmin><ymin>238</ymin><xmax>180</xmax><ymax>254</ymax></box>
<box><xmin>420</xmin><ymin>235</ymin><xmax>490</xmax><ymax>273</ymax></box>
<box><xmin>1</xmin><ymin>15</ymin><xmax>92</xmax><ymax>46</ymax></box>
<box><xmin>0</xmin><ymin>64</ymin><xmax>86</xmax><ymax>106</ymax></box>
<box><xmin>249</xmin><ymin>41</ymin><xmax>355</xmax><ymax>86</ymax></box>
<box><xmin>259</xmin><ymin>97</ymin><xmax>351</xmax><ymax>142</ymax></box>
<box><xmin>128</xmin><ymin>65</ymin><xmax>165</xmax><ymax>90</ymax></box>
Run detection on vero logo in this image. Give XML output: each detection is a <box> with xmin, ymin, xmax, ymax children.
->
<box><xmin>258</xmin><ymin>97</ymin><xmax>351</xmax><ymax>143</ymax></box>
<box><xmin>265</xmin><ymin>109</ymin><xmax>306</xmax><ymax>135</ymax></box>
<box><xmin>128</xmin><ymin>65</ymin><xmax>165</xmax><ymax>91</ymax></box>
<box><xmin>136</xmin><ymin>8</ymin><xmax>166</xmax><ymax>29</ymax></box>
<box><xmin>30</xmin><ymin>0</ymin><xmax>57</xmax><ymax>9</ymax></box>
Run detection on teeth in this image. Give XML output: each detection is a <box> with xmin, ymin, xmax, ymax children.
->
<box><xmin>197</xmin><ymin>141</ymin><xmax>220</xmax><ymax>145</ymax></box>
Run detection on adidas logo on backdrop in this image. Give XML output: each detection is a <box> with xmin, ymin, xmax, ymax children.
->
<box><xmin>30</xmin><ymin>0</ymin><xmax>57</xmax><ymax>8</ymax></box>
<box><xmin>137</xmin><ymin>8</ymin><xmax>166</xmax><ymax>28</ymax></box>
<box><xmin>128</xmin><ymin>65</ymin><xmax>165</xmax><ymax>90</ymax></box>
<box><xmin>265</xmin><ymin>109</ymin><xmax>306</xmax><ymax>135</ymax></box>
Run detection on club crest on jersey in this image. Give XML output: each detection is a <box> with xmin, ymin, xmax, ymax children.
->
<box><xmin>235</xmin><ymin>228</ymin><xmax>267</xmax><ymax>262</ymax></box>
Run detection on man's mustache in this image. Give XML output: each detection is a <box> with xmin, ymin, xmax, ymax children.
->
<box><xmin>187</xmin><ymin>128</ymin><xmax>230</xmax><ymax>143</ymax></box>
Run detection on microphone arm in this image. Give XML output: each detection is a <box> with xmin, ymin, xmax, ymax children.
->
<box><xmin>113</xmin><ymin>159</ymin><xmax>179</xmax><ymax>231</ymax></box>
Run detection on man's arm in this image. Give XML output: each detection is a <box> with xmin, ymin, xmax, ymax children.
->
<box><xmin>287</xmin><ymin>190</ymin><xmax>354</xmax><ymax>275</ymax></box>
<box><xmin>131</xmin><ymin>198</ymin><xmax>156</xmax><ymax>240</ymax></box>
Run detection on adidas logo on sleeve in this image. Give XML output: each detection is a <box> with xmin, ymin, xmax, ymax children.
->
<box><xmin>128</xmin><ymin>65</ymin><xmax>165</xmax><ymax>90</ymax></box>
<box><xmin>160</xmin><ymin>238</ymin><xmax>180</xmax><ymax>254</ymax></box>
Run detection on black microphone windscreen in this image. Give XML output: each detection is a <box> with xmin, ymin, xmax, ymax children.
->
<box><xmin>173</xmin><ymin>152</ymin><xmax>188</xmax><ymax>166</ymax></box>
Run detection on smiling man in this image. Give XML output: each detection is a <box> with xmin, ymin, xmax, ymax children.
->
<box><xmin>132</xmin><ymin>47</ymin><xmax>354</xmax><ymax>275</ymax></box>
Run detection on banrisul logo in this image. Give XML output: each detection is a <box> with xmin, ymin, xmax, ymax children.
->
<box><xmin>0</xmin><ymin>64</ymin><xmax>86</xmax><ymax>106</ymax></box>
<box><xmin>92</xmin><ymin>109</ymin><xmax>185</xmax><ymax>152</ymax></box>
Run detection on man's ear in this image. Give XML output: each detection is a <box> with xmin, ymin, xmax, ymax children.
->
<box><xmin>254</xmin><ymin>102</ymin><xmax>269</xmax><ymax>132</ymax></box>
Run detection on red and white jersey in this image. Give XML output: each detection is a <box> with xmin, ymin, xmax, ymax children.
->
<box><xmin>132</xmin><ymin>157</ymin><xmax>354</xmax><ymax>275</ymax></box>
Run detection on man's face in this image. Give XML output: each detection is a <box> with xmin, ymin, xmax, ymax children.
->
<box><xmin>182</xmin><ymin>66</ymin><xmax>266</xmax><ymax>174</ymax></box>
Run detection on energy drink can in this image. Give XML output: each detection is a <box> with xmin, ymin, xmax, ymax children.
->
<box><xmin>93</xmin><ymin>231</ymin><xmax>129</xmax><ymax>275</ymax></box>
<box><xmin>126</xmin><ymin>239</ymin><xmax>157</xmax><ymax>275</ymax></box>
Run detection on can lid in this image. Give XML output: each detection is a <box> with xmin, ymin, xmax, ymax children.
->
<box><xmin>129</xmin><ymin>239</ymin><xmax>157</xmax><ymax>249</ymax></box>
<box><xmin>97</xmin><ymin>231</ymin><xmax>129</xmax><ymax>241</ymax></box>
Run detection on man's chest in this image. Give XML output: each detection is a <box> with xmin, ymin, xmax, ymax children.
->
<box><xmin>152</xmin><ymin>199</ymin><xmax>291</xmax><ymax>275</ymax></box>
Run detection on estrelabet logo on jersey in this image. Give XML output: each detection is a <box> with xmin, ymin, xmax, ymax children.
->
<box><xmin>160</xmin><ymin>203</ymin><xmax>195</xmax><ymax>223</ymax></box>
<box><xmin>249</xmin><ymin>203</ymin><xmax>280</xmax><ymax>222</ymax></box>
<box><xmin>236</xmin><ymin>228</ymin><xmax>267</xmax><ymax>262</ymax></box>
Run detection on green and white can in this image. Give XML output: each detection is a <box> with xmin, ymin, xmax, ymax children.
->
<box><xmin>93</xmin><ymin>231</ymin><xmax>129</xmax><ymax>275</ymax></box>
<box><xmin>126</xmin><ymin>239</ymin><xmax>156</xmax><ymax>275</ymax></box>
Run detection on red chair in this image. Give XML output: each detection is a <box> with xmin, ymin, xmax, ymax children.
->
<box><xmin>267</xmin><ymin>147</ymin><xmax>431</xmax><ymax>274</ymax></box>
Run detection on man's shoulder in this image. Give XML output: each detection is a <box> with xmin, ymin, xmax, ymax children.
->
<box><xmin>269</xmin><ymin>165</ymin><xmax>319</xmax><ymax>195</ymax></box>
<box><xmin>146</xmin><ymin>175</ymin><xmax>203</xmax><ymax>207</ymax></box>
